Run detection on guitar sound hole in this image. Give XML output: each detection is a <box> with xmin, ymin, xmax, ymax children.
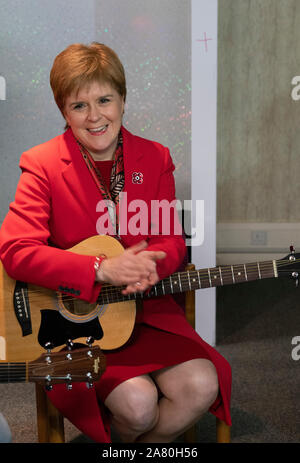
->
<box><xmin>61</xmin><ymin>294</ymin><xmax>97</xmax><ymax>316</ymax></box>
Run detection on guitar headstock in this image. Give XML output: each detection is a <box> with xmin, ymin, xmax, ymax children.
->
<box><xmin>277</xmin><ymin>246</ymin><xmax>300</xmax><ymax>286</ymax></box>
<box><xmin>28</xmin><ymin>341</ymin><xmax>106</xmax><ymax>390</ymax></box>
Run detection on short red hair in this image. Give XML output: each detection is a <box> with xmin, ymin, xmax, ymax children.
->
<box><xmin>50</xmin><ymin>42</ymin><xmax>126</xmax><ymax>120</ymax></box>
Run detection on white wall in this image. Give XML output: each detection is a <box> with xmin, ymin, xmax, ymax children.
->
<box><xmin>191</xmin><ymin>0</ymin><xmax>218</xmax><ymax>345</ymax></box>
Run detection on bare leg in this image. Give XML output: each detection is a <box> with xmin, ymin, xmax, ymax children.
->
<box><xmin>104</xmin><ymin>359</ymin><xmax>219</xmax><ymax>443</ymax></box>
<box><xmin>137</xmin><ymin>359</ymin><xmax>219</xmax><ymax>443</ymax></box>
<box><xmin>104</xmin><ymin>374</ymin><xmax>159</xmax><ymax>443</ymax></box>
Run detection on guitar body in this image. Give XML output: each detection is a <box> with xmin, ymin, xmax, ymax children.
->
<box><xmin>0</xmin><ymin>233</ymin><xmax>295</xmax><ymax>363</ymax></box>
<box><xmin>0</xmin><ymin>235</ymin><xmax>136</xmax><ymax>362</ymax></box>
<box><xmin>0</xmin><ymin>264</ymin><xmax>39</xmax><ymax>362</ymax></box>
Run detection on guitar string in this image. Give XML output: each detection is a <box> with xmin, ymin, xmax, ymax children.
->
<box><xmin>0</xmin><ymin>370</ymin><xmax>94</xmax><ymax>381</ymax></box>
<box><xmin>10</xmin><ymin>269</ymin><xmax>294</xmax><ymax>306</ymax></box>
<box><xmin>6</xmin><ymin>258</ymin><xmax>297</xmax><ymax>306</ymax></box>
<box><xmin>0</xmin><ymin>364</ymin><xmax>26</xmax><ymax>382</ymax></box>
<box><xmin>9</xmin><ymin>258</ymin><xmax>297</xmax><ymax>305</ymax></box>
<box><xmin>0</xmin><ymin>365</ymin><xmax>91</xmax><ymax>381</ymax></box>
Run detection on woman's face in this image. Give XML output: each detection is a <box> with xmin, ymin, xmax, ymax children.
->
<box><xmin>64</xmin><ymin>80</ymin><xmax>125</xmax><ymax>160</ymax></box>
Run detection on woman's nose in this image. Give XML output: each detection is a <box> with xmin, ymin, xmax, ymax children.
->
<box><xmin>88</xmin><ymin>104</ymin><xmax>101</xmax><ymax>121</ymax></box>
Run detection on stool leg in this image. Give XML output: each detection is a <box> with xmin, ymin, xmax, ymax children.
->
<box><xmin>35</xmin><ymin>383</ymin><xmax>49</xmax><ymax>443</ymax></box>
<box><xmin>47</xmin><ymin>396</ymin><xmax>65</xmax><ymax>443</ymax></box>
<box><xmin>216</xmin><ymin>417</ymin><xmax>231</xmax><ymax>443</ymax></box>
<box><xmin>35</xmin><ymin>383</ymin><xmax>65</xmax><ymax>443</ymax></box>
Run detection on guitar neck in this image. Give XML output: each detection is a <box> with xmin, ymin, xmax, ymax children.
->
<box><xmin>97</xmin><ymin>259</ymin><xmax>278</xmax><ymax>304</ymax></box>
<box><xmin>0</xmin><ymin>363</ymin><xmax>27</xmax><ymax>383</ymax></box>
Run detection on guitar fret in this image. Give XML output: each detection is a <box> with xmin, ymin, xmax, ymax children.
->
<box><xmin>244</xmin><ymin>264</ymin><xmax>248</xmax><ymax>281</ymax></box>
<box><xmin>233</xmin><ymin>264</ymin><xmax>248</xmax><ymax>283</ymax></box>
<box><xmin>244</xmin><ymin>263</ymin><xmax>258</xmax><ymax>281</ymax></box>
<box><xmin>273</xmin><ymin>260</ymin><xmax>278</xmax><ymax>278</ymax></box>
<box><xmin>207</xmin><ymin>268</ymin><xmax>212</xmax><ymax>287</ymax></box>
<box><xmin>257</xmin><ymin>262</ymin><xmax>262</xmax><ymax>279</ymax></box>
<box><xmin>219</xmin><ymin>267</ymin><xmax>223</xmax><ymax>285</ymax></box>
<box><xmin>178</xmin><ymin>273</ymin><xmax>182</xmax><ymax>292</ymax></box>
<box><xmin>260</xmin><ymin>260</ymin><xmax>275</xmax><ymax>279</ymax></box>
<box><xmin>187</xmin><ymin>271</ymin><xmax>192</xmax><ymax>290</ymax></box>
<box><xmin>169</xmin><ymin>275</ymin><xmax>174</xmax><ymax>294</ymax></box>
<box><xmin>161</xmin><ymin>279</ymin><xmax>166</xmax><ymax>295</ymax></box>
<box><xmin>231</xmin><ymin>266</ymin><xmax>235</xmax><ymax>284</ymax></box>
<box><xmin>197</xmin><ymin>269</ymin><xmax>211</xmax><ymax>289</ymax></box>
<box><xmin>197</xmin><ymin>270</ymin><xmax>202</xmax><ymax>289</ymax></box>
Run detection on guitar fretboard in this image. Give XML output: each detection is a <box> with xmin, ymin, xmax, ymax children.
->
<box><xmin>97</xmin><ymin>259</ymin><xmax>277</xmax><ymax>305</ymax></box>
<box><xmin>0</xmin><ymin>363</ymin><xmax>26</xmax><ymax>383</ymax></box>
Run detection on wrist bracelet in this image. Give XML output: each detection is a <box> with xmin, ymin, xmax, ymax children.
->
<box><xmin>94</xmin><ymin>254</ymin><xmax>107</xmax><ymax>272</ymax></box>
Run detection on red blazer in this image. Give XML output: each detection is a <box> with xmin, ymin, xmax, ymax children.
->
<box><xmin>0</xmin><ymin>127</ymin><xmax>231</xmax><ymax>432</ymax></box>
<box><xmin>0</xmin><ymin>126</ymin><xmax>196</xmax><ymax>336</ymax></box>
<box><xmin>0</xmin><ymin>127</ymin><xmax>186</xmax><ymax>298</ymax></box>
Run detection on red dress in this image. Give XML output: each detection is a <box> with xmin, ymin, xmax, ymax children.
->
<box><xmin>46</xmin><ymin>160</ymin><xmax>232</xmax><ymax>443</ymax></box>
<box><xmin>0</xmin><ymin>130</ymin><xmax>231</xmax><ymax>442</ymax></box>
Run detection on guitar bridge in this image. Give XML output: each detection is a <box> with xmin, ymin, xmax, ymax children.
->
<box><xmin>13</xmin><ymin>281</ymin><xmax>32</xmax><ymax>336</ymax></box>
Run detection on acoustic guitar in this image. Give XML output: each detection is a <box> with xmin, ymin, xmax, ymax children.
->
<box><xmin>0</xmin><ymin>344</ymin><xmax>106</xmax><ymax>390</ymax></box>
<box><xmin>0</xmin><ymin>234</ymin><xmax>299</xmax><ymax>362</ymax></box>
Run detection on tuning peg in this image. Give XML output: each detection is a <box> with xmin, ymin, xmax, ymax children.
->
<box><xmin>65</xmin><ymin>340</ymin><xmax>74</xmax><ymax>360</ymax></box>
<box><xmin>66</xmin><ymin>374</ymin><xmax>72</xmax><ymax>390</ymax></box>
<box><xmin>289</xmin><ymin>246</ymin><xmax>296</xmax><ymax>261</ymax></box>
<box><xmin>44</xmin><ymin>342</ymin><xmax>54</xmax><ymax>364</ymax></box>
<box><xmin>66</xmin><ymin>339</ymin><xmax>74</xmax><ymax>350</ymax></box>
<box><xmin>86</xmin><ymin>336</ymin><xmax>94</xmax><ymax>347</ymax></box>
<box><xmin>45</xmin><ymin>375</ymin><xmax>52</xmax><ymax>391</ymax></box>
<box><xmin>86</xmin><ymin>337</ymin><xmax>94</xmax><ymax>357</ymax></box>
<box><xmin>86</xmin><ymin>372</ymin><xmax>93</xmax><ymax>389</ymax></box>
<box><xmin>292</xmin><ymin>271</ymin><xmax>299</xmax><ymax>287</ymax></box>
<box><xmin>44</xmin><ymin>341</ymin><xmax>53</xmax><ymax>353</ymax></box>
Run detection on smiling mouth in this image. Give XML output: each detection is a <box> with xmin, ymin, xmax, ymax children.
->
<box><xmin>87</xmin><ymin>124</ymin><xmax>108</xmax><ymax>134</ymax></box>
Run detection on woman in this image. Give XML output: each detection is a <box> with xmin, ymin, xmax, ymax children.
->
<box><xmin>0</xmin><ymin>43</ymin><xmax>231</xmax><ymax>443</ymax></box>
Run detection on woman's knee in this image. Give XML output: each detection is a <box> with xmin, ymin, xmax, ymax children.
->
<box><xmin>105</xmin><ymin>376</ymin><xmax>159</xmax><ymax>433</ymax></box>
<box><xmin>125</xmin><ymin>387</ymin><xmax>159</xmax><ymax>432</ymax></box>
<box><xmin>155</xmin><ymin>359</ymin><xmax>219</xmax><ymax>412</ymax></box>
<box><xmin>187</xmin><ymin>359</ymin><xmax>219</xmax><ymax>410</ymax></box>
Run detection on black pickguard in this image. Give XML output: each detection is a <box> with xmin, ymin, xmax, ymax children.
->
<box><xmin>38</xmin><ymin>309</ymin><xmax>103</xmax><ymax>348</ymax></box>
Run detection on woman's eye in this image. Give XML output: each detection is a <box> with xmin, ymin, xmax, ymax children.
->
<box><xmin>73</xmin><ymin>103</ymin><xmax>85</xmax><ymax>110</ymax></box>
<box><xmin>99</xmin><ymin>97</ymin><xmax>110</xmax><ymax>104</ymax></box>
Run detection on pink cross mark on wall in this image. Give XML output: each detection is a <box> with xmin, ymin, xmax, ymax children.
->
<box><xmin>197</xmin><ymin>32</ymin><xmax>212</xmax><ymax>52</ymax></box>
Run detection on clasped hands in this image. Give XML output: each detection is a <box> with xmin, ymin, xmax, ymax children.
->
<box><xmin>95</xmin><ymin>240</ymin><xmax>166</xmax><ymax>295</ymax></box>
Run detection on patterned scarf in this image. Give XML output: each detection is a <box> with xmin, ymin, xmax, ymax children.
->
<box><xmin>76</xmin><ymin>133</ymin><xmax>125</xmax><ymax>235</ymax></box>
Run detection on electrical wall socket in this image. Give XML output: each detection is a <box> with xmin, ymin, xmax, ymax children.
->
<box><xmin>251</xmin><ymin>230</ymin><xmax>267</xmax><ymax>246</ymax></box>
